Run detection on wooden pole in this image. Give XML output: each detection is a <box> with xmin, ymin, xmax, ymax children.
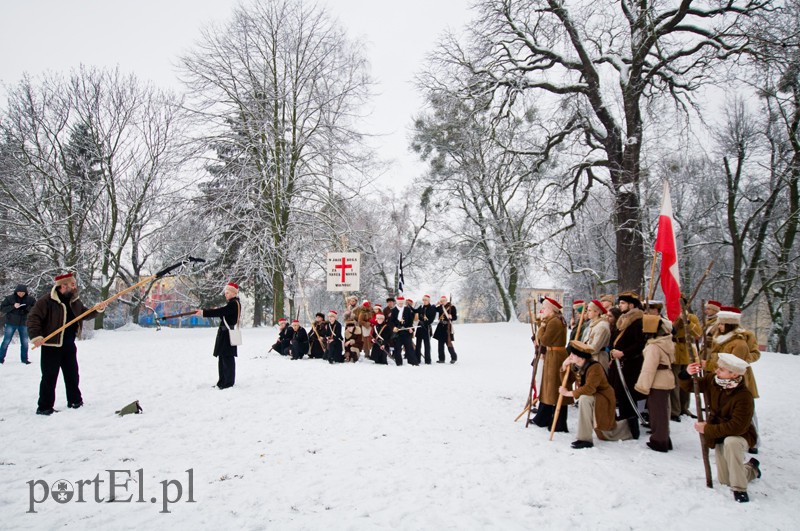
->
<box><xmin>685</xmin><ymin>297</ymin><xmax>714</xmax><ymax>488</ymax></box>
<box><xmin>517</xmin><ymin>299</ymin><xmax>540</xmax><ymax>424</ymax></box>
<box><xmin>33</xmin><ymin>274</ymin><xmax>157</xmax><ymax>349</ymax></box>
<box><xmin>550</xmin><ymin>305</ymin><xmax>586</xmax><ymax>440</ymax></box>
<box><xmin>647</xmin><ymin>249</ymin><xmax>659</xmax><ymax>302</ymax></box>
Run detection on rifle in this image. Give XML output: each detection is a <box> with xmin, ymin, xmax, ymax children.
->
<box><xmin>550</xmin><ymin>305</ymin><xmax>586</xmax><ymax>440</ymax></box>
<box><xmin>33</xmin><ymin>256</ymin><xmax>204</xmax><ymax>349</ymax></box>
<box><xmin>516</xmin><ymin>298</ymin><xmax>541</xmax><ymax>424</ymax></box>
<box><xmin>160</xmin><ymin>310</ymin><xmax>198</xmax><ymax>321</ymax></box>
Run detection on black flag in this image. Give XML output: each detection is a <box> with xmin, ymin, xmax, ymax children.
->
<box><xmin>397</xmin><ymin>253</ymin><xmax>405</xmax><ymax>294</ymax></box>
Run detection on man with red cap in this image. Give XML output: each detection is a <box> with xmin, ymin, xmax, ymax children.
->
<box><xmin>390</xmin><ymin>296</ymin><xmax>418</xmax><ymax>365</ymax></box>
<box><xmin>307</xmin><ymin>313</ymin><xmax>327</xmax><ymax>359</ymax></box>
<box><xmin>530</xmin><ymin>296</ymin><xmax>569</xmax><ymax>431</ymax></box>
<box><xmin>323</xmin><ymin>310</ymin><xmax>344</xmax><ymax>363</ymax></box>
<box><xmin>28</xmin><ymin>273</ymin><xmax>109</xmax><ymax>414</ymax></box>
<box><xmin>434</xmin><ymin>295</ymin><xmax>458</xmax><ymax>364</ymax></box>
<box><xmin>289</xmin><ymin>319</ymin><xmax>309</xmax><ymax>360</ymax></box>
<box><xmin>369</xmin><ymin>312</ymin><xmax>393</xmax><ymax>365</ymax></box>
<box><xmin>584</xmin><ymin>299</ymin><xmax>611</xmax><ymax>369</ymax></box>
<box><xmin>354</xmin><ymin>300</ymin><xmax>374</xmax><ymax>356</ymax></box>
<box><xmin>415</xmin><ymin>295</ymin><xmax>437</xmax><ymax>364</ymax></box>
<box><xmin>271</xmin><ymin>317</ymin><xmax>293</xmax><ymax>356</ymax></box>
<box><xmin>195</xmin><ymin>281</ymin><xmax>241</xmax><ymax>389</ymax></box>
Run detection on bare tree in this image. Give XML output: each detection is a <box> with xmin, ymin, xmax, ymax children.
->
<box><xmin>180</xmin><ymin>0</ymin><xmax>371</xmax><ymax>324</ymax></box>
<box><xmin>430</xmin><ymin>0</ymin><xmax>772</xmax><ymax>291</ymax></box>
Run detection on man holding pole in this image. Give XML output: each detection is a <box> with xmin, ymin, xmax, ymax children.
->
<box><xmin>27</xmin><ymin>273</ymin><xmax>108</xmax><ymax>415</ymax></box>
<box><xmin>530</xmin><ymin>296</ymin><xmax>569</xmax><ymax>431</ymax></box>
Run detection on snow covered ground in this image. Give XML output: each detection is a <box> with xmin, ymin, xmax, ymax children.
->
<box><xmin>0</xmin><ymin>322</ymin><xmax>795</xmax><ymax>529</ymax></box>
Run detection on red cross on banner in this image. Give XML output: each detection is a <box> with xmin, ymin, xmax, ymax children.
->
<box><xmin>327</xmin><ymin>252</ymin><xmax>361</xmax><ymax>292</ymax></box>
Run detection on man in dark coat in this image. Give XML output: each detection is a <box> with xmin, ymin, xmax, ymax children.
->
<box><xmin>308</xmin><ymin>313</ymin><xmax>327</xmax><ymax>359</ymax></box>
<box><xmin>271</xmin><ymin>318</ymin><xmax>293</xmax><ymax>355</ymax></box>
<box><xmin>289</xmin><ymin>319</ymin><xmax>309</xmax><ymax>360</ymax></box>
<box><xmin>414</xmin><ymin>294</ymin><xmax>437</xmax><ymax>365</ymax></box>
<box><xmin>370</xmin><ymin>312</ymin><xmax>393</xmax><ymax>364</ymax></box>
<box><xmin>196</xmin><ymin>282</ymin><xmax>241</xmax><ymax>389</ymax></box>
<box><xmin>1</xmin><ymin>284</ymin><xmax>37</xmax><ymax>364</ymax></box>
<box><xmin>608</xmin><ymin>291</ymin><xmax>646</xmax><ymax>420</ymax></box>
<box><xmin>433</xmin><ymin>296</ymin><xmax>458</xmax><ymax>364</ymax></box>
<box><xmin>323</xmin><ymin>310</ymin><xmax>344</xmax><ymax>363</ymax></box>
<box><xmin>390</xmin><ymin>296</ymin><xmax>417</xmax><ymax>365</ymax></box>
<box><xmin>28</xmin><ymin>273</ymin><xmax>108</xmax><ymax>415</ymax></box>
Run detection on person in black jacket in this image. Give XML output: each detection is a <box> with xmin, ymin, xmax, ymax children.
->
<box><xmin>391</xmin><ymin>296</ymin><xmax>417</xmax><ymax>365</ymax></box>
<box><xmin>1</xmin><ymin>284</ymin><xmax>37</xmax><ymax>364</ymax></box>
<box><xmin>271</xmin><ymin>318</ymin><xmax>293</xmax><ymax>355</ymax></box>
<box><xmin>28</xmin><ymin>273</ymin><xmax>108</xmax><ymax>415</ymax></box>
<box><xmin>370</xmin><ymin>312</ymin><xmax>393</xmax><ymax>364</ymax></box>
<box><xmin>415</xmin><ymin>295</ymin><xmax>437</xmax><ymax>365</ymax></box>
<box><xmin>289</xmin><ymin>319</ymin><xmax>309</xmax><ymax>360</ymax></box>
<box><xmin>608</xmin><ymin>291</ymin><xmax>647</xmax><ymax>420</ymax></box>
<box><xmin>434</xmin><ymin>296</ymin><xmax>458</xmax><ymax>364</ymax></box>
<box><xmin>307</xmin><ymin>313</ymin><xmax>327</xmax><ymax>359</ymax></box>
<box><xmin>196</xmin><ymin>282</ymin><xmax>241</xmax><ymax>389</ymax></box>
<box><xmin>323</xmin><ymin>310</ymin><xmax>344</xmax><ymax>363</ymax></box>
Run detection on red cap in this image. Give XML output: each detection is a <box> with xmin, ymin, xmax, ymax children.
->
<box><xmin>54</xmin><ymin>272</ymin><xmax>75</xmax><ymax>286</ymax></box>
<box><xmin>543</xmin><ymin>296</ymin><xmax>562</xmax><ymax>310</ymax></box>
<box><xmin>589</xmin><ymin>299</ymin><xmax>607</xmax><ymax>315</ymax></box>
<box><xmin>291</xmin><ymin>319</ymin><xmax>300</xmax><ymax>324</ymax></box>
<box><xmin>278</xmin><ymin>318</ymin><xmax>287</xmax><ymax>323</ymax></box>
<box><xmin>363</xmin><ymin>300</ymin><xmax>370</xmax><ymax>307</ymax></box>
<box><xmin>706</xmin><ymin>300</ymin><xmax>722</xmax><ymax>310</ymax></box>
<box><xmin>328</xmin><ymin>310</ymin><xmax>338</xmax><ymax>315</ymax></box>
<box><xmin>396</xmin><ymin>296</ymin><xmax>405</xmax><ymax>301</ymax></box>
<box><xmin>720</xmin><ymin>306</ymin><xmax>741</xmax><ymax>314</ymax></box>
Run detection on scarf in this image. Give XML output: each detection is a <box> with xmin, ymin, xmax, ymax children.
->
<box><xmin>714</xmin><ymin>375</ymin><xmax>743</xmax><ymax>390</ymax></box>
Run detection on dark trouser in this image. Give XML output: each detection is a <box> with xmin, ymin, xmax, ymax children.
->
<box><xmin>437</xmin><ymin>340</ymin><xmax>457</xmax><ymax>362</ymax></box>
<box><xmin>614</xmin><ymin>381</ymin><xmax>640</xmax><ymax>420</ymax></box>
<box><xmin>531</xmin><ymin>403</ymin><xmax>569</xmax><ymax>432</ymax></box>
<box><xmin>647</xmin><ymin>389</ymin><xmax>671</xmax><ymax>450</ymax></box>
<box><xmin>415</xmin><ymin>334</ymin><xmax>431</xmax><ymax>364</ymax></box>
<box><xmin>670</xmin><ymin>364</ymin><xmax>690</xmax><ymax>416</ymax></box>
<box><xmin>371</xmin><ymin>344</ymin><xmax>388</xmax><ymax>364</ymax></box>
<box><xmin>217</xmin><ymin>355</ymin><xmax>236</xmax><ymax>389</ymax></box>
<box><xmin>395</xmin><ymin>334</ymin><xmax>417</xmax><ymax>365</ymax></box>
<box><xmin>38</xmin><ymin>344</ymin><xmax>81</xmax><ymax>409</ymax></box>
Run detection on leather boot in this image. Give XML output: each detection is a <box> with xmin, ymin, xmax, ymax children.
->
<box><xmin>531</xmin><ymin>403</ymin><xmax>555</xmax><ymax>428</ymax></box>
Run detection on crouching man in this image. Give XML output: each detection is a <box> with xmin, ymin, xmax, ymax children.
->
<box><xmin>682</xmin><ymin>353</ymin><xmax>761</xmax><ymax>502</ymax></box>
<box><xmin>558</xmin><ymin>341</ymin><xmax>639</xmax><ymax>449</ymax></box>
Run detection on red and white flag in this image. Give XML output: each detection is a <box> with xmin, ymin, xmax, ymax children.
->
<box><xmin>655</xmin><ymin>180</ymin><xmax>681</xmax><ymax>321</ymax></box>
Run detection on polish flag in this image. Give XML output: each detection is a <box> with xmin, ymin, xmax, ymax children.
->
<box><xmin>655</xmin><ymin>180</ymin><xmax>681</xmax><ymax>321</ymax></box>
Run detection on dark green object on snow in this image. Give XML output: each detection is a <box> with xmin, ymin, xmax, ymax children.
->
<box><xmin>116</xmin><ymin>400</ymin><xmax>143</xmax><ymax>416</ymax></box>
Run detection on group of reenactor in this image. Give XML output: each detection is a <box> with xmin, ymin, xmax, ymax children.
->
<box><xmin>529</xmin><ymin>293</ymin><xmax>763</xmax><ymax>503</ymax></box>
<box><xmin>270</xmin><ymin>294</ymin><xmax>459</xmax><ymax>366</ymax></box>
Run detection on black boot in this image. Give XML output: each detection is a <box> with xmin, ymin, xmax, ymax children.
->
<box><xmin>626</xmin><ymin>417</ymin><xmax>640</xmax><ymax>440</ymax></box>
<box><xmin>531</xmin><ymin>403</ymin><xmax>555</xmax><ymax>428</ymax></box>
<box><xmin>552</xmin><ymin>405</ymin><xmax>569</xmax><ymax>433</ymax></box>
<box><xmin>448</xmin><ymin>346</ymin><xmax>457</xmax><ymax>363</ymax></box>
<box><xmin>733</xmin><ymin>491</ymin><xmax>749</xmax><ymax>503</ymax></box>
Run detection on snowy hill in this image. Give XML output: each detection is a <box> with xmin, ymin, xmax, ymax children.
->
<box><xmin>0</xmin><ymin>323</ymin><xmax>794</xmax><ymax>529</ymax></box>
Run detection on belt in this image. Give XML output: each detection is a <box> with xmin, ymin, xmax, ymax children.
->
<box><xmin>546</xmin><ymin>346</ymin><xmax>567</xmax><ymax>352</ymax></box>
<box><xmin>657</xmin><ymin>364</ymin><xmax>671</xmax><ymax>370</ymax></box>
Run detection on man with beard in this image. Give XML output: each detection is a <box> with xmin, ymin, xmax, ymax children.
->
<box><xmin>608</xmin><ymin>291</ymin><xmax>646</xmax><ymax>421</ymax></box>
<box><xmin>27</xmin><ymin>273</ymin><xmax>108</xmax><ymax>415</ymax></box>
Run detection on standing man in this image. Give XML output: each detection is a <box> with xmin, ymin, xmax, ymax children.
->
<box><xmin>415</xmin><ymin>294</ymin><xmax>437</xmax><ymax>365</ymax></box>
<box><xmin>391</xmin><ymin>296</ymin><xmax>418</xmax><ymax>365</ymax></box>
<box><xmin>434</xmin><ymin>295</ymin><xmax>458</xmax><ymax>364</ymax></box>
<box><xmin>27</xmin><ymin>273</ymin><xmax>108</xmax><ymax>415</ymax></box>
<box><xmin>196</xmin><ymin>281</ymin><xmax>241</xmax><ymax>389</ymax></box>
<box><xmin>607</xmin><ymin>291</ymin><xmax>646</xmax><ymax>421</ymax></box>
<box><xmin>530</xmin><ymin>296</ymin><xmax>569</xmax><ymax>431</ymax></box>
<box><xmin>1</xmin><ymin>284</ymin><xmax>36</xmax><ymax>364</ymax></box>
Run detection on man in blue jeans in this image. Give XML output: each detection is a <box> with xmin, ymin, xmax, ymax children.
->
<box><xmin>0</xmin><ymin>284</ymin><xmax>36</xmax><ymax>364</ymax></box>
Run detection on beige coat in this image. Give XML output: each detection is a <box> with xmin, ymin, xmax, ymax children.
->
<box><xmin>634</xmin><ymin>335</ymin><xmax>676</xmax><ymax>395</ymax></box>
<box><xmin>706</xmin><ymin>330</ymin><xmax>760</xmax><ymax>399</ymax></box>
<box><xmin>584</xmin><ymin>317</ymin><xmax>611</xmax><ymax>365</ymax></box>
<box><xmin>537</xmin><ymin>314</ymin><xmax>570</xmax><ymax>406</ymax></box>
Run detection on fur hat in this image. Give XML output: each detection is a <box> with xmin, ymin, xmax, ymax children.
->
<box><xmin>717</xmin><ymin>353</ymin><xmax>749</xmax><ymax>375</ymax></box>
<box><xmin>569</xmin><ymin>340</ymin><xmax>594</xmax><ymax>359</ymax></box>
<box><xmin>54</xmin><ymin>272</ymin><xmax>75</xmax><ymax>286</ymax></box>
<box><xmin>599</xmin><ymin>294</ymin><xmax>615</xmax><ymax>306</ymax></box>
<box><xmin>225</xmin><ymin>281</ymin><xmax>239</xmax><ymax>294</ymax></box>
<box><xmin>705</xmin><ymin>300</ymin><xmax>722</xmax><ymax>312</ymax></box>
<box><xmin>362</xmin><ymin>300</ymin><xmax>371</xmax><ymax>307</ymax></box>
<box><xmin>617</xmin><ymin>291</ymin><xmax>641</xmax><ymax>308</ymax></box>
<box><xmin>647</xmin><ymin>300</ymin><xmax>664</xmax><ymax>310</ymax></box>
<box><xmin>589</xmin><ymin>299</ymin><xmax>607</xmax><ymax>315</ymax></box>
<box><xmin>717</xmin><ymin>306</ymin><xmax>741</xmax><ymax>325</ymax></box>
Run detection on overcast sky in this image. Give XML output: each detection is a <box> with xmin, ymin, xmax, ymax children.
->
<box><xmin>0</xmin><ymin>0</ymin><xmax>474</xmax><ymax>189</ymax></box>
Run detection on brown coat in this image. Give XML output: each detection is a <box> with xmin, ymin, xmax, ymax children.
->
<box><xmin>27</xmin><ymin>286</ymin><xmax>100</xmax><ymax>347</ymax></box>
<box><xmin>634</xmin><ymin>335</ymin><xmax>676</xmax><ymax>395</ymax></box>
<box><xmin>679</xmin><ymin>372</ymin><xmax>757</xmax><ymax>449</ymax></box>
<box><xmin>568</xmin><ymin>361</ymin><xmax>616</xmax><ymax>431</ymax></box>
<box><xmin>537</xmin><ymin>314</ymin><xmax>570</xmax><ymax>406</ymax></box>
<box><xmin>672</xmin><ymin>313</ymin><xmax>702</xmax><ymax>365</ymax></box>
<box><xmin>706</xmin><ymin>330</ymin><xmax>760</xmax><ymax>399</ymax></box>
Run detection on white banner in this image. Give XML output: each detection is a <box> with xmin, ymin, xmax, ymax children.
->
<box><xmin>326</xmin><ymin>252</ymin><xmax>361</xmax><ymax>292</ymax></box>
